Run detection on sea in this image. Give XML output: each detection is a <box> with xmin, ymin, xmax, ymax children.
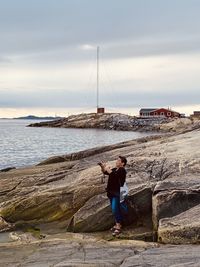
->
<box><xmin>0</xmin><ymin>119</ymin><xmax>157</xmax><ymax>169</ymax></box>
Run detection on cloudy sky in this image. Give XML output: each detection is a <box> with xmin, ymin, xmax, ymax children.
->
<box><xmin>0</xmin><ymin>0</ymin><xmax>200</xmax><ymax>117</ymax></box>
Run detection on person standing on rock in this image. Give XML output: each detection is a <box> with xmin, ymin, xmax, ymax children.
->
<box><xmin>99</xmin><ymin>156</ymin><xmax>128</xmax><ymax>236</ymax></box>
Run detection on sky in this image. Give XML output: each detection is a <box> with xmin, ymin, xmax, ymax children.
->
<box><xmin>0</xmin><ymin>0</ymin><xmax>200</xmax><ymax>117</ymax></box>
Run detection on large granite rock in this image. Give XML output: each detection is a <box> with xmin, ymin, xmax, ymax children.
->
<box><xmin>121</xmin><ymin>245</ymin><xmax>200</xmax><ymax>267</ymax></box>
<box><xmin>158</xmin><ymin>204</ymin><xmax>200</xmax><ymax>244</ymax></box>
<box><xmin>159</xmin><ymin>118</ymin><xmax>192</xmax><ymax>132</ymax></box>
<box><xmin>0</xmin><ymin>127</ymin><xmax>200</xmax><ymax>245</ymax></box>
<box><xmin>71</xmin><ymin>193</ymin><xmax>114</xmax><ymax>232</ymax></box>
<box><xmin>71</xmin><ymin>186</ymin><xmax>153</xmax><ymax>232</ymax></box>
<box><xmin>152</xmin><ymin>179</ymin><xmax>200</xmax><ymax>229</ymax></box>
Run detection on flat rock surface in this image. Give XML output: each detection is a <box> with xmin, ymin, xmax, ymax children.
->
<box><xmin>0</xmin><ymin>232</ymin><xmax>157</xmax><ymax>267</ymax></box>
<box><xmin>121</xmin><ymin>244</ymin><xmax>200</xmax><ymax>267</ymax></box>
<box><xmin>0</xmin><ymin>233</ymin><xmax>199</xmax><ymax>267</ymax></box>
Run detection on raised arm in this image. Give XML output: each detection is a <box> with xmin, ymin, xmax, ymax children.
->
<box><xmin>102</xmin><ymin>169</ymin><xmax>109</xmax><ymax>175</ymax></box>
<box><xmin>100</xmin><ymin>162</ymin><xmax>111</xmax><ymax>175</ymax></box>
<box><xmin>103</xmin><ymin>165</ymin><xmax>113</xmax><ymax>175</ymax></box>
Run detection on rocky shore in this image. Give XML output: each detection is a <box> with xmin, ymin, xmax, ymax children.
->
<box><xmin>27</xmin><ymin>112</ymin><xmax>194</xmax><ymax>132</ymax></box>
<box><xmin>0</xmin><ymin>121</ymin><xmax>200</xmax><ymax>266</ymax></box>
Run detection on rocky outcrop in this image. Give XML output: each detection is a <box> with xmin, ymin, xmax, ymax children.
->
<box><xmin>0</xmin><ymin>127</ymin><xmax>200</xmax><ymax>246</ymax></box>
<box><xmin>71</xmin><ymin>186</ymin><xmax>152</xmax><ymax>233</ymax></box>
<box><xmin>159</xmin><ymin>117</ymin><xmax>192</xmax><ymax>132</ymax></box>
<box><xmin>28</xmin><ymin>112</ymin><xmax>172</xmax><ymax>132</ymax></box>
<box><xmin>27</xmin><ymin>112</ymin><xmax>200</xmax><ymax>133</ymax></box>
<box><xmin>71</xmin><ymin>193</ymin><xmax>114</xmax><ymax>232</ymax></box>
<box><xmin>152</xmin><ymin>179</ymin><xmax>200</xmax><ymax>229</ymax></box>
<box><xmin>158</xmin><ymin>204</ymin><xmax>200</xmax><ymax>244</ymax></box>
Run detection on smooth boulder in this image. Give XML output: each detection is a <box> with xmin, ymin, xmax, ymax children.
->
<box><xmin>158</xmin><ymin>204</ymin><xmax>200</xmax><ymax>244</ymax></box>
<box><xmin>152</xmin><ymin>179</ymin><xmax>200</xmax><ymax>229</ymax></box>
<box><xmin>71</xmin><ymin>186</ymin><xmax>153</xmax><ymax>232</ymax></box>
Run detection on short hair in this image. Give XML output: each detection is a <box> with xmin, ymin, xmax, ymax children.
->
<box><xmin>119</xmin><ymin>156</ymin><xmax>127</xmax><ymax>166</ymax></box>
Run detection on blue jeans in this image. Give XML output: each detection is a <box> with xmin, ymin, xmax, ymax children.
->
<box><xmin>109</xmin><ymin>196</ymin><xmax>128</xmax><ymax>224</ymax></box>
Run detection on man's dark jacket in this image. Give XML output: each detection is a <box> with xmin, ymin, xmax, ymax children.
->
<box><xmin>104</xmin><ymin>167</ymin><xmax>126</xmax><ymax>198</ymax></box>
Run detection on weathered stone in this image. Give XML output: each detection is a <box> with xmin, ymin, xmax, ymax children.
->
<box><xmin>9</xmin><ymin>231</ymin><xmax>38</xmax><ymax>243</ymax></box>
<box><xmin>0</xmin><ymin>232</ymin><xmax>199</xmax><ymax>267</ymax></box>
<box><xmin>152</xmin><ymin>179</ymin><xmax>200</xmax><ymax>229</ymax></box>
<box><xmin>27</xmin><ymin>112</ymin><xmax>175</xmax><ymax>132</ymax></box>
<box><xmin>0</xmin><ymin>233</ymin><xmax>157</xmax><ymax>267</ymax></box>
<box><xmin>158</xmin><ymin>204</ymin><xmax>200</xmax><ymax>244</ymax></box>
<box><xmin>159</xmin><ymin>118</ymin><xmax>192</xmax><ymax>132</ymax></box>
<box><xmin>0</xmin><ymin>121</ymin><xmax>200</xmax><ymax>266</ymax></box>
<box><xmin>71</xmin><ymin>193</ymin><xmax>113</xmax><ymax>232</ymax></box>
<box><xmin>127</xmin><ymin>186</ymin><xmax>153</xmax><ymax>228</ymax></box>
<box><xmin>37</xmin><ymin>156</ymin><xmax>66</xmax><ymax>165</ymax></box>
<box><xmin>0</xmin><ymin>126</ymin><xmax>200</xmax><ymax>236</ymax></box>
<box><xmin>0</xmin><ymin>167</ymin><xmax>16</xmax><ymax>172</ymax></box>
<box><xmin>71</xmin><ymin>186</ymin><xmax>153</xmax><ymax>232</ymax></box>
<box><xmin>27</xmin><ymin>113</ymin><xmax>200</xmax><ymax>135</ymax></box>
<box><xmin>0</xmin><ymin>217</ymin><xmax>12</xmax><ymax>232</ymax></box>
<box><xmin>120</xmin><ymin>245</ymin><xmax>200</xmax><ymax>267</ymax></box>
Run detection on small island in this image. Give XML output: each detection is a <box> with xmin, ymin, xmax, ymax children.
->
<box><xmin>14</xmin><ymin>115</ymin><xmax>64</xmax><ymax>120</ymax></box>
<box><xmin>27</xmin><ymin>112</ymin><xmax>196</xmax><ymax>133</ymax></box>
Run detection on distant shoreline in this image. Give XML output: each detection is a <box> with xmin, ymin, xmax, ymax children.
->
<box><xmin>0</xmin><ymin>115</ymin><xmax>64</xmax><ymax>120</ymax></box>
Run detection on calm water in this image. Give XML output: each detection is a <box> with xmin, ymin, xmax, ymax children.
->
<box><xmin>0</xmin><ymin>119</ymin><xmax>156</xmax><ymax>169</ymax></box>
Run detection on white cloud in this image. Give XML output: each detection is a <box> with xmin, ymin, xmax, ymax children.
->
<box><xmin>79</xmin><ymin>44</ymin><xmax>97</xmax><ymax>51</ymax></box>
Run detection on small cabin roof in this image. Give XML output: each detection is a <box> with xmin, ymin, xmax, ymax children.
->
<box><xmin>140</xmin><ymin>108</ymin><xmax>158</xmax><ymax>113</ymax></box>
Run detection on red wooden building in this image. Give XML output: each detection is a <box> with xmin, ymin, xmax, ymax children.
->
<box><xmin>139</xmin><ymin>108</ymin><xmax>181</xmax><ymax>118</ymax></box>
